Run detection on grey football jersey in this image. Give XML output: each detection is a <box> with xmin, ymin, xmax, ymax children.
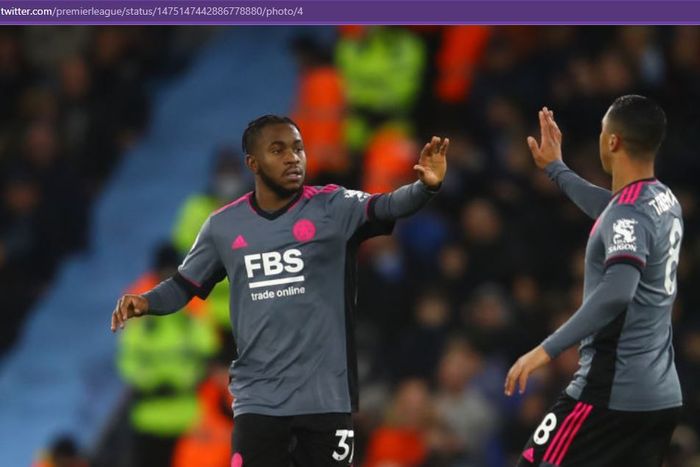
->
<box><xmin>566</xmin><ymin>179</ymin><xmax>683</xmax><ymax>410</ymax></box>
<box><xmin>175</xmin><ymin>185</ymin><xmax>394</xmax><ymax>416</ymax></box>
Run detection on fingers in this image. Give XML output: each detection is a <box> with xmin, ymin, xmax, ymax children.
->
<box><xmin>539</xmin><ymin>110</ymin><xmax>548</xmax><ymax>143</ymax></box>
<box><xmin>421</xmin><ymin>136</ymin><xmax>449</xmax><ymax>160</ymax></box>
<box><xmin>545</xmin><ymin>109</ymin><xmax>562</xmax><ymax>142</ymax></box>
<box><xmin>542</xmin><ymin>107</ymin><xmax>561</xmax><ymax>143</ymax></box>
<box><xmin>413</xmin><ymin>164</ymin><xmax>426</xmax><ymax>176</ymax></box>
<box><xmin>505</xmin><ymin>355</ymin><xmax>533</xmax><ymax>396</ymax></box>
<box><xmin>110</xmin><ymin>309</ymin><xmax>118</xmax><ymax>332</ymax></box>
<box><xmin>439</xmin><ymin>138</ymin><xmax>450</xmax><ymax>157</ymax></box>
<box><xmin>518</xmin><ymin>367</ymin><xmax>531</xmax><ymax>394</ymax></box>
<box><xmin>505</xmin><ymin>362</ymin><xmax>520</xmax><ymax>396</ymax></box>
<box><xmin>112</xmin><ymin>295</ymin><xmax>133</xmax><ymax>332</ymax></box>
<box><xmin>119</xmin><ymin>296</ymin><xmax>129</xmax><ymax>327</ymax></box>
<box><xmin>112</xmin><ymin>299</ymin><xmax>124</xmax><ymax>332</ymax></box>
<box><xmin>527</xmin><ymin>136</ymin><xmax>541</xmax><ymax>157</ymax></box>
<box><xmin>540</xmin><ymin>109</ymin><xmax>556</xmax><ymax>143</ymax></box>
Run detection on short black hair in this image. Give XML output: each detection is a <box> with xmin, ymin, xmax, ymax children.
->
<box><xmin>241</xmin><ymin>115</ymin><xmax>300</xmax><ymax>155</ymax></box>
<box><xmin>606</xmin><ymin>95</ymin><xmax>667</xmax><ymax>158</ymax></box>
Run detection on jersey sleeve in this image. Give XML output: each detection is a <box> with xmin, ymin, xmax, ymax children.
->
<box><xmin>325</xmin><ymin>186</ymin><xmax>395</xmax><ymax>241</ymax></box>
<box><xmin>174</xmin><ymin>216</ymin><xmax>226</xmax><ymax>298</ymax></box>
<box><xmin>600</xmin><ymin>204</ymin><xmax>654</xmax><ymax>271</ymax></box>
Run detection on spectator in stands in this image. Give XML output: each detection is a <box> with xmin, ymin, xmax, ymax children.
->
<box><xmin>363</xmin><ymin>379</ymin><xmax>437</xmax><ymax>467</ymax></box>
<box><xmin>336</xmin><ymin>26</ymin><xmax>426</xmax><ymax>152</ymax></box>
<box><xmin>389</xmin><ymin>289</ymin><xmax>452</xmax><ymax>383</ymax></box>
<box><xmin>117</xmin><ymin>243</ymin><xmax>219</xmax><ymax>467</ymax></box>
<box><xmin>0</xmin><ymin>170</ymin><xmax>43</xmax><ymax>352</ymax></box>
<box><xmin>433</xmin><ymin>338</ymin><xmax>498</xmax><ymax>466</ymax></box>
<box><xmin>171</xmin><ymin>354</ymin><xmax>234</xmax><ymax>467</ymax></box>
<box><xmin>32</xmin><ymin>435</ymin><xmax>89</xmax><ymax>467</ymax></box>
<box><xmin>171</xmin><ymin>147</ymin><xmax>248</xmax><ymax>330</ymax></box>
<box><xmin>291</xmin><ymin>36</ymin><xmax>349</xmax><ymax>185</ymax></box>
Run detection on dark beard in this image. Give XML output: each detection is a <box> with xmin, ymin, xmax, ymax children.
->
<box><xmin>258</xmin><ymin>166</ymin><xmax>301</xmax><ymax>198</ymax></box>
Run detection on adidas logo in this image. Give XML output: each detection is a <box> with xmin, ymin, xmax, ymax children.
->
<box><xmin>232</xmin><ymin>235</ymin><xmax>248</xmax><ymax>250</ymax></box>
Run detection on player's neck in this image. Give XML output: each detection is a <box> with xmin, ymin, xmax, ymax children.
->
<box><xmin>254</xmin><ymin>186</ymin><xmax>300</xmax><ymax>212</ymax></box>
<box><xmin>611</xmin><ymin>160</ymin><xmax>655</xmax><ymax>193</ymax></box>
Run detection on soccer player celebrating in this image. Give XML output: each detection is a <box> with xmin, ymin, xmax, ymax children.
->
<box><xmin>506</xmin><ymin>95</ymin><xmax>683</xmax><ymax>467</ymax></box>
<box><xmin>111</xmin><ymin>115</ymin><xmax>448</xmax><ymax>467</ymax></box>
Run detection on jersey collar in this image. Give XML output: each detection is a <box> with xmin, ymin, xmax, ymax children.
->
<box><xmin>612</xmin><ymin>177</ymin><xmax>657</xmax><ymax>197</ymax></box>
<box><xmin>249</xmin><ymin>189</ymin><xmax>303</xmax><ymax>220</ymax></box>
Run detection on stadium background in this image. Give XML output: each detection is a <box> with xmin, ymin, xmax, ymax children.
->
<box><xmin>0</xmin><ymin>26</ymin><xmax>699</xmax><ymax>467</ymax></box>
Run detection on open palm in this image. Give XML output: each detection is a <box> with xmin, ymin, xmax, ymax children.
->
<box><xmin>415</xmin><ymin>136</ymin><xmax>449</xmax><ymax>189</ymax></box>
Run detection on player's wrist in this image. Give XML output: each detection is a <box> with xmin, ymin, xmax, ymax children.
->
<box><xmin>421</xmin><ymin>180</ymin><xmax>442</xmax><ymax>191</ymax></box>
<box><xmin>543</xmin><ymin>159</ymin><xmax>567</xmax><ymax>177</ymax></box>
<box><xmin>138</xmin><ymin>295</ymin><xmax>150</xmax><ymax>315</ymax></box>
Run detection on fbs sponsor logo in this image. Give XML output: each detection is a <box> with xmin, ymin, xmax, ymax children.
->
<box><xmin>244</xmin><ymin>248</ymin><xmax>307</xmax><ymax>300</ymax></box>
<box><xmin>608</xmin><ymin>218</ymin><xmax>638</xmax><ymax>254</ymax></box>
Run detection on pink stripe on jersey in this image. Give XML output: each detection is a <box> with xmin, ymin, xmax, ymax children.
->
<box><xmin>291</xmin><ymin>185</ymin><xmax>341</xmax><ymax>210</ymax></box>
<box><xmin>627</xmin><ymin>181</ymin><xmax>644</xmax><ymax>204</ymax></box>
<box><xmin>212</xmin><ymin>192</ymin><xmax>253</xmax><ymax>215</ymax></box>
<box><xmin>302</xmin><ymin>186</ymin><xmax>319</xmax><ymax>199</ymax></box>
<box><xmin>543</xmin><ymin>402</ymin><xmax>585</xmax><ymax>463</ymax></box>
<box><xmin>554</xmin><ymin>403</ymin><xmax>593</xmax><ymax>465</ymax></box>
<box><xmin>620</xmin><ymin>182</ymin><xmax>639</xmax><ymax>204</ymax></box>
<box><xmin>618</xmin><ymin>180</ymin><xmax>653</xmax><ymax>205</ymax></box>
<box><xmin>302</xmin><ymin>184</ymin><xmax>340</xmax><ymax>199</ymax></box>
<box><xmin>321</xmin><ymin>184</ymin><xmax>340</xmax><ymax>193</ymax></box>
<box><xmin>617</xmin><ymin>186</ymin><xmax>632</xmax><ymax>205</ymax></box>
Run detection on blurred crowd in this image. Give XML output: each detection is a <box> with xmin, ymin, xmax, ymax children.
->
<box><xmin>0</xmin><ymin>27</ymin><xmax>214</xmax><ymax>354</ymax></box>
<box><xmin>17</xmin><ymin>26</ymin><xmax>700</xmax><ymax>466</ymax></box>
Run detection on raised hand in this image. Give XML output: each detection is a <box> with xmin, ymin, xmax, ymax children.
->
<box><xmin>414</xmin><ymin>136</ymin><xmax>449</xmax><ymax>189</ymax></box>
<box><xmin>527</xmin><ymin>107</ymin><xmax>563</xmax><ymax>169</ymax></box>
<box><xmin>111</xmin><ymin>294</ymin><xmax>149</xmax><ymax>332</ymax></box>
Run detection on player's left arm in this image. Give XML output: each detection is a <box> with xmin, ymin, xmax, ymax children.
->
<box><xmin>371</xmin><ymin>136</ymin><xmax>448</xmax><ymax>221</ymax></box>
<box><xmin>505</xmin><ymin>205</ymin><xmax>653</xmax><ymax>395</ymax></box>
<box><xmin>529</xmin><ymin>108</ymin><xmax>611</xmax><ymax>219</ymax></box>
<box><xmin>505</xmin><ymin>263</ymin><xmax>641</xmax><ymax>396</ymax></box>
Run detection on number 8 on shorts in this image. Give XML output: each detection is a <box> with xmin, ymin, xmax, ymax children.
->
<box><xmin>533</xmin><ymin>413</ymin><xmax>558</xmax><ymax>445</ymax></box>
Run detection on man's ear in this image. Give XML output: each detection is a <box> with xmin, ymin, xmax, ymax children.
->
<box><xmin>609</xmin><ymin>133</ymin><xmax>622</xmax><ymax>153</ymax></box>
<box><xmin>245</xmin><ymin>154</ymin><xmax>258</xmax><ymax>174</ymax></box>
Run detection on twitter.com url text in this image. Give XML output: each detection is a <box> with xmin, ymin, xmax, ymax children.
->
<box><xmin>0</xmin><ymin>5</ymin><xmax>304</xmax><ymax>19</ymax></box>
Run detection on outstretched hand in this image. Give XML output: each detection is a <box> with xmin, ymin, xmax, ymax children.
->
<box><xmin>111</xmin><ymin>294</ymin><xmax>149</xmax><ymax>332</ymax></box>
<box><xmin>504</xmin><ymin>345</ymin><xmax>552</xmax><ymax>396</ymax></box>
<box><xmin>415</xmin><ymin>136</ymin><xmax>449</xmax><ymax>189</ymax></box>
<box><xmin>527</xmin><ymin>107</ymin><xmax>563</xmax><ymax>169</ymax></box>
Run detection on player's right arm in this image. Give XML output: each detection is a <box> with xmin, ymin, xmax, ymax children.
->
<box><xmin>325</xmin><ymin>137</ymin><xmax>448</xmax><ymax>240</ymax></box>
<box><xmin>111</xmin><ymin>216</ymin><xmax>225</xmax><ymax>332</ymax></box>
<box><xmin>528</xmin><ymin>108</ymin><xmax>611</xmax><ymax>219</ymax></box>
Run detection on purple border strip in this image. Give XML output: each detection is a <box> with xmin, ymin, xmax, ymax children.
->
<box><xmin>2</xmin><ymin>1</ymin><xmax>700</xmax><ymax>24</ymax></box>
